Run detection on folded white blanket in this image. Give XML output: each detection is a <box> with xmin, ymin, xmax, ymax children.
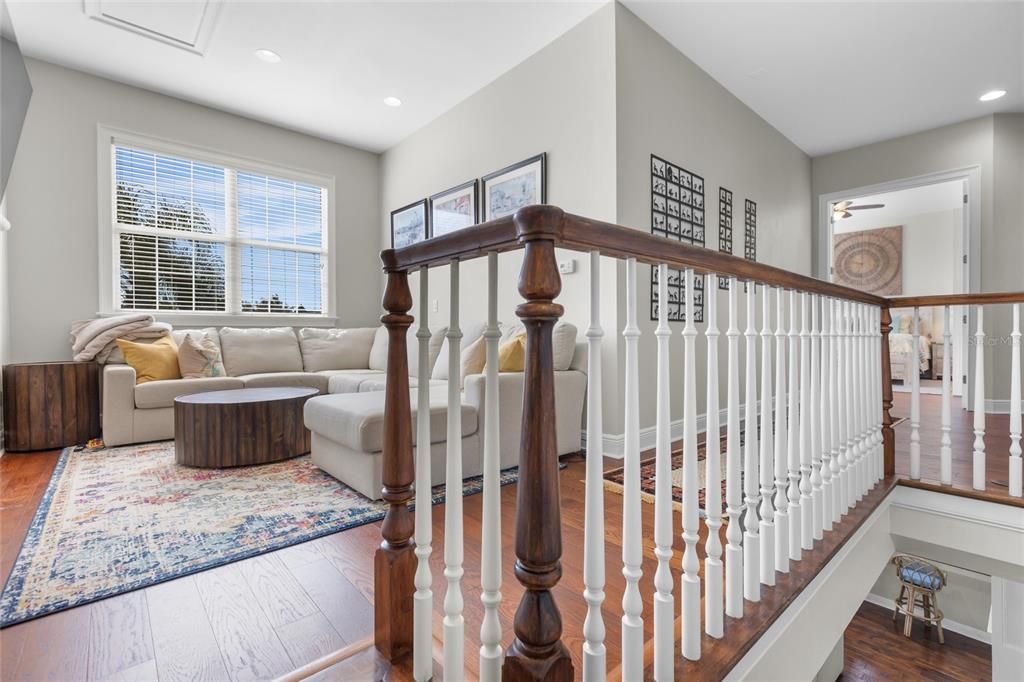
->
<box><xmin>70</xmin><ymin>314</ymin><xmax>172</xmax><ymax>362</ymax></box>
<box><xmin>93</xmin><ymin>323</ymin><xmax>174</xmax><ymax>364</ymax></box>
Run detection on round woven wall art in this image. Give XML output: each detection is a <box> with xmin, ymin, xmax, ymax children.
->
<box><xmin>833</xmin><ymin>226</ymin><xmax>902</xmax><ymax>296</ymax></box>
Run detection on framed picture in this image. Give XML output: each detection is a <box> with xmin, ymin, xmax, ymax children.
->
<box><xmin>481</xmin><ymin>153</ymin><xmax>546</xmax><ymax>221</ymax></box>
<box><xmin>390</xmin><ymin>199</ymin><xmax>428</xmax><ymax>249</ymax></box>
<box><xmin>429</xmin><ymin>180</ymin><xmax>478</xmax><ymax>237</ymax></box>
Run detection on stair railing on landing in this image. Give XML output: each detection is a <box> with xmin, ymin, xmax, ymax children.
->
<box><xmin>374</xmin><ymin>205</ymin><xmax>1024</xmax><ymax>681</ymax></box>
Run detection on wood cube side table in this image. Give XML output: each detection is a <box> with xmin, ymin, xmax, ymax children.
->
<box><xmin>2</xmin><ymin>361</ymin><xmax>100</xmax><ymax>451</ymax></box>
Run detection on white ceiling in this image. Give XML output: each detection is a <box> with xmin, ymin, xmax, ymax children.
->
<box><xmin>622</xmin><ymin>0</ymin><xmax>1024</xmax><ymax>156</ymax></box>
<box><xmin>832</xmin><ymin>180</ymin><xmax>964</xmax><ymax>234</ymax></box>
<box><xmin>6</xmin><ymin>1</ymin><xmax>1022</xmax><ymax>156</ymax></box>
<box><xmin>6</xmin><ymin>0</ymin><xmax>604</xmax><ymax>152</ymax></box>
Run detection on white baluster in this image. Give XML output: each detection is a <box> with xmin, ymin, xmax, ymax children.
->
<box><xmin>855</xmin><ymin>304</ymin><xmax>867</xmax><ymax>497</ymax></box>
<box><xmin>621</xmin><ymin>258</ymin><xmax>644</xmax><ymax>678</ymax></box>
<box><xmin>583</xmin><ymin>252</ymin><xmax>607</xmax><ymax>681</ymax></box>
<box><xmin>704</xmin><ymin>273</ymin><xmax>724</xmax><ymax>638</ymax></box>
<box><xmin>873</xmin><ymin>306</ymin><xmax>883</xmax><ymax>485</ymax></box>
<box><xmin>743</xmin><ymin>281</ymin><xmax>761</xmax><ymax>602</ymax></box>
<box><xmin>443</xmin><ymin>260</ymin><xmax>464</xmax><ymax>677</ymax></box>
<box><xmin>862</xmin><ymin>304</ymin><xmax>873</xmax><ymax>492</ymax></box>
<box><xmin>973</xmin><ymin>306</ymin><xmax>986</xmax><ymax>491</ymax></box>
<box><xmin>787</xmin><ymin>290</ymin><xmax>802</xmax><ymax>561</ymax></box>
<box><xmin>682</xmin><ymin>269</ymin><xmax>701</xmax><ymax>660</ymax></box>
<box><xmin>759</xmin><ymin>286</ymin><xmax>776</xmax><ymax>587</ymax></box>
<box><xmin>413</xmin><ymin>267</ymin><xmax>433</xmax><ymax>682</ymax></box>
<box><xmin>725</xmin><ymin>277</ymin><xmax>744</xmax><ymax>618</ymax></box>
<box><xmin>820</xmin><ymin>297</ymin><xmax>834</xmax><ymax>534</ymax></box>
<box><xmin>851</xmin><ymin>304</ymin><xmax>864</xmax><ymax>500</ymax></box>
<box><xmin>1011</xmin><ymin>304</ymin><xmax>1022</xmax><ymax>498</ymax></box>
<box><xmin>843</xmin><ymin>301</ymin><xmax>856</xmax><ymax>511</ymax></box>
<box><xmin>479</xmin><ymin>254</ymin><xmax>502</xmax><ymax>680</ymax></box>
<box><xmin>653</xmin><ymin>264</ymin><xmax>675</xmax><ymax>678</ymax></box>
<box><xmin>830</xmin><ymin>298</ymin><xmax>844</xmax><ymax>524</ymax></box>
<box><xmin>773</xmin><ymin>288</ymin><xmax>790</xmax><ymax>574</ymax></box>
<box><xmin>799</xmin><ymin>293</ymin><xmax>813</xmax><ymax>549</ymax></box>
<box><xmin>910</xmin><ymin>307</ymin><xmax>921</xmax><ymax>480</ymax></box>
<box><xmin>809</xmin><ymin>295</ymin><xmax>823</xmax><ymax>540</ymax></box>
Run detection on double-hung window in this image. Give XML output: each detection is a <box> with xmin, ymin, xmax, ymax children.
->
<box><xmin>108</xmin><ymin>136</ymin><xmax>331</xmax><ymax>318</ymax></box>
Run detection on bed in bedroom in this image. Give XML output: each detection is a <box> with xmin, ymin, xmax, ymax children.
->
<box><xmin>889</xmin><ymin>307</ymin><xmax>936</xmax><ymax>383</ymax></box>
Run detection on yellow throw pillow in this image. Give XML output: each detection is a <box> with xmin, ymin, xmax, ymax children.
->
<box><xmin>497</xmin><ymin>332</ymin><xmax>527</xmax><ymax>372</ymax></box>
<box><xmin>116</xmin><ymin>336</ymin><xmax>181</xmax><ymax>384</ymax></box>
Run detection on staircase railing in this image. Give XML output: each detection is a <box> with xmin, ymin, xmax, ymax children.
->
<box><xmin>374</xmin><ymin>204</ymin><xmax>1023</xmax><ymax>680</ymax></box>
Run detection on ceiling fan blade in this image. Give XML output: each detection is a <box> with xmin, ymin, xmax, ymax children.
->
<box><xmin>848</xmin><ymin>203</ymin><xmax>885</xmax><ymax>210</ymax></box>
<box><xmin>832</xmin><ymin>210</ymin><xmax>852</xmax><ymax>220</ymax></box>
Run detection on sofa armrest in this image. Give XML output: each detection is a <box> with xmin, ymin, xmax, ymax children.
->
<box><xmin>102</xmin><ymin>364</ymin><xmax>136</xmax><ymax>446</ymax></box>
<box><xmin>463</xmin><ymin>369</ymin><xmax>587</xmax><ymax>467</ymax></box>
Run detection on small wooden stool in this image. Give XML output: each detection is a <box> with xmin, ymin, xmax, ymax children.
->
<box><xmin>892</xmin><ymin>554</ymin><xmax>946</xmax><ymax>643</ymax></box>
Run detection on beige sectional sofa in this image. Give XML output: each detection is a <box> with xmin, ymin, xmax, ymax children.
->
<box><xmin>100</xmin><ymin>323</ymin><xmax>587</xmax><ymax>493</ymax></box>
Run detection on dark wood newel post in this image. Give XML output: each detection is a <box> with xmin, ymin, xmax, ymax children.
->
<box><xmin>375</xmin><ymin>266</ymin><xmax>415</xmax><ymax>661</ymax></box>
<box><xmin>503</xmin><ymin>206</ymin><xmax>574</xmax><ymax>682</ymax></box>
<box><xmin>881</xmin><ymin>306</ymin><xmax>895</xmax><ymax>476</ymax></box>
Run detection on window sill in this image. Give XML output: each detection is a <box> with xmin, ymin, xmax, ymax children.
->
<box><xmin>96</xmin><ymin>312</ymin><xmax>340</xmax><ymax>328</ymax></box>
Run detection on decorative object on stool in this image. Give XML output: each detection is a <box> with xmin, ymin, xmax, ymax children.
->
<box><xmin>2</xmin><ymin>361</ymin><xmax>99</xmax><ymax>451</ymax></box>
<box><xmin>892</xmin><ymin>553</ymin><xmax>946</xmax><ymax>643</ymax></box>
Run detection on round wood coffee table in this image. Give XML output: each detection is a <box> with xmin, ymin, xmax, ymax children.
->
<box><xmin>174</xmin><ymin>387</ymin><xmax>319</xmax><ymax>468</ymax></box>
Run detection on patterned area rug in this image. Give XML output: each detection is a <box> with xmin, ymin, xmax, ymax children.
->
<box><xmin>602</xmin><ymin>437</ymin><xmax>739</xmax><ymax>517</ymax></box>
<box><xmin>0</xmin><ymin>441</ymin><xmax>521</xmax><ymax>627</ymax></box>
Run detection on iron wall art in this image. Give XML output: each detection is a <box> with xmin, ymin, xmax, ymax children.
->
<box><xmin>650</xmin><ymin>154</ymin><xmax>705</xmax><ymax>322</ymax></box>
<box><xmin>718</xmin><ymin>187</ymin><xmax>733</xmax><ymax>289</ymax></box>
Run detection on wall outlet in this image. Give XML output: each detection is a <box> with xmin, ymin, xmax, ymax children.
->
<box><xmin>558</xmin><ymin>259</ymin><xmax>577</xmax><ymax>275</ymax></box>
<box><xmin>432</xmin><ymin>298</ymin><xmax>439</xmax><ymax>312</ymax></box>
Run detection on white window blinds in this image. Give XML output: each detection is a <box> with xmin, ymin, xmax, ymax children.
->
<box><xmin>113</xmin><ymin>143</ymin><xmax>328</xmax><ymax>316</ymax></box>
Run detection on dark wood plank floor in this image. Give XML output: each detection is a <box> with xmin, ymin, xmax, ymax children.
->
<box><xmin>843</xmin><ymin>601</ymin><xmax>991</xmax><ymax>681</ymax></box>
<box><xmin>0</xmin><ymin>391</ymin><xmax>1010</xmax><ymax>680</ymax></box>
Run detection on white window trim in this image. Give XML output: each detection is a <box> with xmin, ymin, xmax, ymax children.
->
<box><xmin>96</xmin><ymin>124</ymin><xmax>338</xmax><ymax>326</ymax></box>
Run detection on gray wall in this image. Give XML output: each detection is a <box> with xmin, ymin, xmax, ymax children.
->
<box><xmin>811</xmin><ymin>114</ymin><xmax>1024</xmax><ymax>403</ymax></box>
<box><xmin>379</xmin><ymin>4</ymin><xmax>620</xmax><ymax>428</ymax></box>
<box><xmin>5</xmin><ymin>59</ymin><xmax>381</xmax><ymax>363</ymax></box>
<box><xmin>613</xmin><ymin>3</ymin><xmax>813</xmax><ymax>433</ymax></box>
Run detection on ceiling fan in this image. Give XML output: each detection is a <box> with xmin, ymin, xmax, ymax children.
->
<box><xmin>832</xmin><ymin>200</ymin><xmax>885</xmax><ymax>221</ymax></box>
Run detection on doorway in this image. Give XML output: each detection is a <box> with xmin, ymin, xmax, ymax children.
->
<box><xmin>818</xmin><ymin>170</ymin><xmax>979</xmax><ymax>408</ymax></box>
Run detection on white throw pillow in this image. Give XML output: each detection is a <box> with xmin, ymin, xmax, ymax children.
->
<box><xmin>368</xmin><ymin>325</ymin><xmax>448</xmax><ymax>377</ymax></box>
<box><xmin>432</xmin><ymin>322</ymin><xmax>488</xmax><ymax>381</ymax></box>
<box><xmin>298</xmin><ymin>327</ymin><xmax>377</xmax><ymax>372</ymax></box>
<box><xmin>218</xmin><ymin>327</ymin><xmax>303</xmax><ymax>376</ymax></box>
<box><xmin>499</xmin><ymin>321</ymin><xmax>578</xmax><ymax>371</ymax></box>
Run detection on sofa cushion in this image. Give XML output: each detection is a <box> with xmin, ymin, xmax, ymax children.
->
<box><xmin>324</xmin><ymin>370</ymin><xmax>387</xmax><ymax>394</ymax></box>
<box><xmin>500</xmin><ymin>321</ymin><xmax>578</xmax><ymax>371</ymax></box>
<box><xmin>368</xmin><ymin>325</ymin><xmax>447</xmax><ymax>376</ymax></box>
<box><xmin>357</xmin><ymin>377</ymin><xmax>447</xmax><ymax>393</ymax></box>
<box><xmin>171</xmin><ymin>327</ymin><xmax>222</xmax><ymax>352</ymax></box>
<box><xmin>304</xmin><ymin>391</ymin><xmax>477</xmax><ymax>453</ymax></box>
<box><xmin>219</xmin><ymin>327</ymin><xmax>303</xmax><ymax>376</ymax></box>
<box><xmin>134</xmin><ymin>376</ymin><xmax>244</xmax><ymax>409</ymax></box>
<box><xmin>239</xmin><ymin>372</ymin><xmax>328</xmax><ymax>393</ymax></box>
<box><xmin>298</xmin><ymin>327</ymin><xmax>377</xmax><ymax>372</ymax></box>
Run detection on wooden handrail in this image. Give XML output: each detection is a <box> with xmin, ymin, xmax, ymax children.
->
<box><xmin>885</xmin><ymin>292</ymin><xmax>1024</xmax><ymax>308</ymax></box>
<box><xmin>382</xmin><ymin>205</ymin><xmax>887</xmax><ymax>306</ymax></box>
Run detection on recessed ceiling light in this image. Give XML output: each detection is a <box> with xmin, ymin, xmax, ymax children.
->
<box><xmin>383</xmin><ymin>96</ymin><xmax>402</xmax><ymax>107</ymax></box>
<box><xmin>979</xmin><ymin>89</ymin><xmax>1007</xmax><ymax>102</ymax></box>
<box><xmin>254</xmin><ymin>49</ymin><xmax>281</xmax><ymax>63</ymax></box>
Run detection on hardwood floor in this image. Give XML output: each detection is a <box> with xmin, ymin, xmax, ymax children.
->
<box><xmin>0</xmin><ymin>392</ymin><xmax>1013</xmax><ymax>680</ymax></box>
<box><xmin>843</xmin><ymin>601</ymin><xmax>991</xmax><ymax>681</ymax></box>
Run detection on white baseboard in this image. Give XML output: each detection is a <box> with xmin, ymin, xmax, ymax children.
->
<box><xmin>863</xmin><ymin>593</ymin><xmax>992</xmax><ymax>644</ymax></box>
<box><xmin>985</xmin><ymin>399</ymin><xmax>1010</xmax><ymax>414</ymax></box>
<box><xmin>582</xmin><ymin>401</ymin><xmax>760</xmax><ymax>458</ymax></box>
